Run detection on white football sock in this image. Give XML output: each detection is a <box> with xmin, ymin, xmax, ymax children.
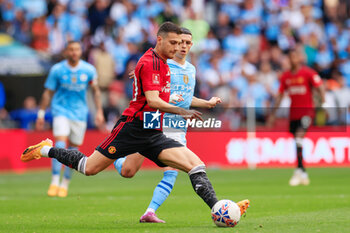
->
<box><xmin>60</xmin><ymin>177</ymin><xmax>70</xmax><ymax>190</ymax></box>
<box><xmin>51</xmin><ymin>174</ymin><xmax>60</xmax><ymax>186</ymax></box>
<box><xmin>145</xmin><ymin>208</ymin><xmax>155</xmax><ymax>215</ymax></box>
<box><xmin>41</xmin><ymin>145</ymin><xmax>52</xmax><ymax>157</ymax></box>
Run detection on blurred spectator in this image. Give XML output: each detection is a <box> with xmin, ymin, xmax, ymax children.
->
<box><xmin>0</xmin><ymin>80</ymin><xmax>9</xmax><ymax>128</ymax></box>
<box><xmin>182</xmin><ymin>11</ymin><xmax>210</xmax><ymax>48</ymax></box>
<box><xmin>89</xmin><ymin>42</ymin><xmax>115</xmax><ymax>106</ymax></box>
<box><xmin>257</xmin><ymin>61</ymin><xmax>279</xmax><ymax>96</ymax></box>
<box><xmin>222</xmin><ymin>25</ymin><xmax>248</xmax><ymax>60</ymax></box>
<box><xmin>156</xmin><ymin>2</ymin><xmax>179</xmax><ymax>24</ymax></box>
<box><xmin>109</xmin><ymin>0</ymin><xmax>127</xmax><ymax>25</ymax></box>
<box><xmin>198</xmin><ymin>29</ymin><xmax>220</xmax><ymax>53</ymax></box>
<box><xmin>104</xmin><ymin>80</ymin><xmax>126</xmax><ymax>131</ymax></box>
<box><xmin>1</xmin><ymin>0</ymin><xmax>15</xmax><ymax>23</ymax></box>
<box><xmin>15</xmin><ymin>0</ymin><xmax>47</xmax><ymax>20</ymax></box>
<box><xmin>48</xmin><ymin>19</ymin><xmax>65</xmax><ymax>60</ymax></box>
<box><xmin>277</xmin><ymin>22</ymin><xmax>296</xmax><ymax>52</ymax></box>
<box><xmin>332</xmin><ymin>71</ymin><xmax>350</xmax><ymax>123</ymax></box>
<box><xmin>0</xmin><ymin>81</ymin><xmax>5</xmax><ymax>111</ymax></box>
<box><xmin>213</xmin><ymin>12</ymin><xmax>231</xmax><ymax>43</ymax></box>
<box><xmin>239</xmin><ymin>71</ymin><xmax>269</xmax><ymax>122</ymax></box>
<box><xmin>10</xmin><ymin>10</ymin><xmax>30</xmax><ymax>44</ymax></box>
<box><xmin>92</xmin><ymin>17</ymin><xmax>116</xmax><ymax>45</ymax></box>
<box><xmin>239</xmin><ymin>0</ymin><xmax>262</xmax><ymax>47</ymax></box>
<box><xmin>31</xmin><ymin>16</ymin><xmax>49</xmax><ymax>52</ymax></box>
<box><xmin>88</xmin><ymin>0</ymin><xmax>110</xmax><ymax>34</ymax></box>
<box><xmin>104</xmin><ymin>32</ymin><xmax>130</xmax><ymax>77</ymax></box>
<box><xmin>9</xmin><ymin>96</ymin><xmax>51</xmax><ymax>130</ymax></box>
<box><xmin>315</xmin><ymin>43</ymin><xmax>334</xmax><ymax>78</ymax></box>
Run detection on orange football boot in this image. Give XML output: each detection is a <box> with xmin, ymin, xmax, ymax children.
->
<box><xmin>21</xmin><ymin>139</ymin><xmax>53</xmax><ymax>162</ymax></box>
<box><xmin>237</xmin><ymin>199</ymin><xmax>250</xmax><ymax>216</ymax></box>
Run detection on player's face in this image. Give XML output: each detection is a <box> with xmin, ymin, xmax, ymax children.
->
<box><xmin>289</xmin><ymin>51</ymin><xmax>300</xmax><ymax>67</ymax></box>
<box><xmin>66</xmin><ymin>43</ymin><xmax>82</xmax><ymax>63</ymax></box>
<box><xmin>175</xmin><ymin>34</ymin><xmax>193</xmax><ymax>59</ymax></box>
<box><xmin>159</xmin><ymin>32</ymin><xmax>181</xmax><ymax>59</ymax></box>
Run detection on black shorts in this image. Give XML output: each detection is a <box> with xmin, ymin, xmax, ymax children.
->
<box><xmin>289</xmin><ymin>116</ymin><xmax>312</xmax><ymax>135</ymax></box>
<box><xmin>96</xmin><ymin>115</ymin><xmax>184</xmax><ymax>167</ymax></box>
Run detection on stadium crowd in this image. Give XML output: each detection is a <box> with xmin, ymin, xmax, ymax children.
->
<box><xmin>0</xmin><ymin>0</ymin><xmax>350</xmax><ymax>129</ymax></box>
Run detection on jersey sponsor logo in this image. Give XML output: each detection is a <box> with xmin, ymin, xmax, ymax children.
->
<box><xmin>143</xmin><ymin>110</ymin><xmax>161</xmax><ymax>129</ymax></box>
<box><xmin>152</xmin><ymin>73</ymin><xmax>160</xmax><ymax>85</ymax></box>
<box><xmin>162</xmin><ymin>81</ymin><xmax>171</xmax><ymax>93</ymax></box>
<box><xmin>108</xmin><ymin>146</ymin><xmax>116</xmax><ymax>154</ymax></box>
<box><xmin>183</xmin><ymin>75</ymin><xmax>189</xmax><ymax>84</ymax></box>
<box><xmin>287</xmin><ymin>77</ymin><xmax>304</xmax><ymax>85</ymax></box>
<box><xmin>288</xmin><ymin>85</ymin><xmax>306</xmax><ymax>95</ymax></box>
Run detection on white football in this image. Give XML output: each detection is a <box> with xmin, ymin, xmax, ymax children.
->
<box><xmin>211</xmin><ymin>199</ymin><xmax>241</xmax><ymax>227</ymax></box>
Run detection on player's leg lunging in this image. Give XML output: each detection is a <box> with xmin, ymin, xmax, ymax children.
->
<box><xmin>158</xmin><ymin>147</ymin><xmax>218</xmax><ymax>209</ymax></box>
<box><xmin>290</xmin><ymin>128</ymin><xmax>310</xmax><ymax>186</ymax></box>
<box><xmin>140</xmin><ymin>169</ymin><xmax>178</xmax><ymax>223</ymax></box>
<box><xmin>21</xmin><ymin>139</ymin><xmax>113</xmax><ymax>176</ymax></box>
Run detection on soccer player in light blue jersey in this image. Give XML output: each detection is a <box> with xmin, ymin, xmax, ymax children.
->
<box><xmin>113</xmin><ymin>28</ymin><xmax>222</xmax><ymax>223</ymax></box>
<box><xmin>36</xmin><ymin>41</ymin><xmax>105</xmax><ymax>197</ymax></box>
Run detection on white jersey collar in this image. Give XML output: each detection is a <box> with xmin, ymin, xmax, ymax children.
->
<box><xmin>168</xmin><ymin>59</ymin><xmax>187</xmax><ymax>69</ymax></box>
<box><xmin>65</xmin><ymin>60</ymin><xmax>81</xmax><ymax>72</ymax></box>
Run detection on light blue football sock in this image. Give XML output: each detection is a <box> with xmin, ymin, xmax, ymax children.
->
<box><xmin>52</xmin><ymin>141</ymin><xmax>66</xmax><ymax>175</ymax></box>
<box><xmin>114</xmin><ymin>157</ymin><xmax>126</xmax><ymax>176</ymax></box>
<box><xmin>147</xmin><ymin>170</ymin><xmax>178</xmax><ymax>212</ymax></box>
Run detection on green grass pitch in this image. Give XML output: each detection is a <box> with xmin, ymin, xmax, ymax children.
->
<box><xmin>0</xmin><ymin>168</ymin><xmax>349</xmax><ymax>233</ymax></box>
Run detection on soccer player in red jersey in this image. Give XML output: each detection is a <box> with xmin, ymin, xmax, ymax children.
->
<box><xmin>268</xmin><ymin>49</ymin><xmax>326</xmax><ymax>186</ymax></box>
<box><xmin>21</xmin><ymin>22</ymin><xmax>250</xmax><ymax>219</ymax></box>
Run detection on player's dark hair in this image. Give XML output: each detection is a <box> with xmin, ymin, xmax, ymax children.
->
<box><xmin>285</xmin><ymin>48</ymin><xmax>297</xmax><ymax>56</ymax></box>
<box><xmin>157</xmin><ymin>22</ymin><xmax>182</xmax><ymax>37</ymax></box>
<box><xmin>66</xmin><ymin>40</ymin><xmax>81</xmax><ymax>48</ymax></box>
<box><xmin>180</xmin><ymin>27</ymin><xmax>192</xmax><ymax>36</ymax></box>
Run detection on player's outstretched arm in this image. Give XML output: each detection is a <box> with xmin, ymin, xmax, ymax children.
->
<box><xmin>315</xmin><ymin>84</ymin><xmax>326</xmax><ymax>106</ymax></box>
<box><xmin>91</xmin><ymin>82</ymin><xmax>105</xmax><ymax>129</ymax></box>
<box><xmin>191</xmin><ymin>96</ymin><xmax>222</xmax><ymax>109</ymax></box>
<box><xmin>36</xmin><ymin>89</ymin><xmax>54</xmax><ymax>130</ymax></box>
<box><xmin>145</xmin><ymin>90</ymin><xmax>203</xmax><ymax>121</ymax></box>
<box><xmin>267</xmin><ymin>92</ymin><xmax>283</xmax><ymax>127</ymax></box>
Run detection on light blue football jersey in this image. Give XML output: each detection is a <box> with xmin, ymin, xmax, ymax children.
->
<box><xmin>44</xmin><ymin>60</ymin><xmax>97</xmax><ymax>122</ymax></box>
<box><xmin>163</xmin><ymin>59</ymin><xmax>196</xmax><ymax>132</ymax></box>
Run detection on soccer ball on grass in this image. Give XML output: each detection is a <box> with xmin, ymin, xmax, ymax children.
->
<box><xmin>211</xmin><ymin>199</ymin><xmax>241</xmax><ymax>227</ymax></box>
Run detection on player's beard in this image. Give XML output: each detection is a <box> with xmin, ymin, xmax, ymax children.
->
<box><xmin>68</xmin><ymin>56</ymin><xmax>80</xmax><ymax>66</ymax></box>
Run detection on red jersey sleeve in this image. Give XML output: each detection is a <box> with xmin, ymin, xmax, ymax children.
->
<box><xmin>278</xmin><ymin>72</ymin><xmax>287</xmax><ymax>94</ymax></box>
<box><xmin>307</xmin><ymin>68</ymin><xmax>322</xmax><ymax>87</ymax></box>
<box><xmin>139</xmin><ymin>61</ymin><xmax>162</xmax><ymax>92</ymax></box>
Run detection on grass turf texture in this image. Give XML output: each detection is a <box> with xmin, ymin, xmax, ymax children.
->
<box><xmin>0</xmin><ymin>168</ymin><xmax>349</xmax><ymax>233</ymax></box>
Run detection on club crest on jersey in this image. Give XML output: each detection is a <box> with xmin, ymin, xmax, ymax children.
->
<box><xmin>152</xmin><ymin>73</ymin><xmax>160</xmax><ymax>84</ymax></box>
<box><xmin>80</xmin><ymin>74</ymin><xmax>88</xmax><ymax>82</ymax></box>
<box><xmin>108</xmin><ymin>146</ymin><xmax>116</xmax><ymax>154</ymax></box>
<box><xmin>297</xmin><ymin>77</ymin><xmax>304</xmax><ymax>84</ymax></box>
<box><xmin>183</xmin><ymin>75</ymin><xmax>189</xmax><ymax>84</ymax></box>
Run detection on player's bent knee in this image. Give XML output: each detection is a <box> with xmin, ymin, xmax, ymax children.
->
<box><xmin>121</xmin><ymin>167</ymin><xmax>136</xmax><ymax>178</ymax></box>
<box><xmin>84</xmin><ymin>166</ymin><xmax>100</xmax><ymax>176</ymax></box>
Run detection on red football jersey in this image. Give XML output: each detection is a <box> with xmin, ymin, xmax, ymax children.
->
<box><xmin>279</xmin><ymin>66</ymin><xmax>322</xmax><ymax>120</ymax></box>
<box><xmin>123</xmin><ymin>48</ymin><xmax>171</xmax><ymax>120</ymax></box>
